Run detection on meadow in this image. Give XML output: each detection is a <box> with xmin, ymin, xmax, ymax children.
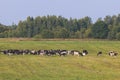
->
<box><xmin>0</xmin><ymin>39</ymin><xmax>120</xmax><ymax>80</ymax></box>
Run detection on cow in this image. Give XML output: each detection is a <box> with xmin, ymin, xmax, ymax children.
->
<box><xmin>30</xmin><ymin>50</ymin><xmax>38</xmax><ymax>55</ymax></box>
<box><xmin>97</xmin><ymin>51</ymin><xmax>102</xmax><ymax>56</ymax></box>
<box><xmin>0</xmin><ymin>50</ymin><xmax>9</xmax><ymax>55</ymax></box>
<box><xmin>38</xmin><ymin>50</ymin><xmax>49</xmax><ymax>56</ymax></box>
<box><xmin>23</xmin><ymin>49</ymin><xmax>30</xmax><ymax>55</ymax></box>
<box><xmin>70</xmin><ymin>50</ymin><xmax>81</xmax><ymax>56</ymax></box>
<box><xmin>58</xmin><ymin>50</ymin><xmax>68</xmax><ymax>56</ymax></box>
<box><xmin>82</xmin><ymin>50</ymin><xmax>88</xmax><ymax>56</ymax></box>
<box><xmin>48</xmin><ymin>49</ymin><xmax>57</xmax><ymax>56</ymax></box>
<box><xmin>108</xmin><ymin>51</ymin><xmax>118</xmax><ymax>56</ymax></box>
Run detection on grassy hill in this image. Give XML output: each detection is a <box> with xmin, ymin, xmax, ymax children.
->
<box><xmin>0</xmin><ymin>39</ymin><xmax>120</xmax><ymax>80</ymax></box>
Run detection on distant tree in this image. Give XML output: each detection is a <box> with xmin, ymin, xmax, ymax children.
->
<box><xmin>116</xmin><ymin>32</ymin><xmax>120</xmax><ymax>40</ymax></box>
<box><xmin>16</xmin><ymin>21</ymin><xmax>28</xmax><ymax>37</ymax></box>
<box><xmin>0</xmin><ymin>33</ymin><xmax>5</xmax><ymax>38</ymax></box>
<box><xmin>26</xmin><ymin>16</ymin><xmax>34</xmax><ymax>37</ymax></box>
<box><xmin>96</xmin><ymin>18</ymin><xmax>103</xmax><ymax>22</ymax></box>
<box><xmin>107</xmin><ymin>31</ymin><xmax>116</xmax><ymax>40</ymax></box>
<box><xmin>91</xmin><ymin>21</ymin><xmax>109</xmax><ymax>39</ymax></box>
<box><xmin>104</xmin><ymin>16</ymin><xmax>112</xmax><ymax>25</ymax></box>
<box><xmin>2</xmin><ymin>14</ymin><xmax>120</xmax><ymax>39</ymax></box>
<box><xmin>0</xmin><ymin>25</ymin><xmax>8</xmax><ymax>33</ymax></box>
<box><xmin>57</xmin><ymin>28</ymin><xmax>69</xmax><ymax>38</ymax></box>
<box><xmin>74</xmin><ymin>31</ymin><xmax>81</xmax><ymax>38</ymax></box>
<box><xmin>112</xmin><ymin>15</ymin><xmax>117</xmax><ymax>26</ymax></box>
<box><xmin>84</xmin><ymin>28</ymin><xmax>92</xmax><ymax>38</ymax></box>
<box><xmin>41</xmin><ymin>30</ymin><xmax>54</xmax><ymax>38</ymax></box>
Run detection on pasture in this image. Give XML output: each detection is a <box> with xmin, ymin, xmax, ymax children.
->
<box><xmin>0</xmin><ymin>39</ymin><xmax>120</xmax><ymax>80</ymax></box>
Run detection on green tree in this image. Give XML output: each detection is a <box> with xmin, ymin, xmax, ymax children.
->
<box><xmin>116</xmin><ymin>32</ymin><xmax>120</xmax><ymax>40</ymax></box>
<box><xmin>57</xmin><ymin>28</ymin><xmax>69</xmax><ymax>38</ymax></box>
<box><xmin>41</xmin><ymin>30</ymin><xmax>54</xmax><ymax>38</ymax></box>
<box><xmin>107</xmin><ymin>31</ymin><xmax>116</xmax><ymax>40</ymax></box>
<box><xmin>16</xmin><ymin>21</ymin><xmax>28</xmax><ymax>37</ymax></box>
<box><xmin>84</xmin><ymin>28</ymin><xmax>92</xmax><ymax>38</ymax></box>
<box><xmin>91</xmin><ymin>21</ymin><xmax>109</xmax><ymax>39</ymax></box>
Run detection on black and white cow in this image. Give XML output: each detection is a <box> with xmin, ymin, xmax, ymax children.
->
<box><xmin>82</xmin><ymin>50</ymin><xmax>88</xmax><ymax>56</ymax></box>
<box><xmin>70</xmin><ymin>50</ymin><xmax>81</xmax><ymax>56</ymax></box>
<box><xmin>23</xmin><ymin>49</ymin><xmax>30</xmax><ymax>55</ymax></box>
<box><xmin>108</xmin><ymin>51</ymin><xmax>118</xmax><ymax>56</ymax></box>
<box><xmin>97</xmin><ymin>51</ymin><xmax>102</xmax><ymax>56</ymax></box>
<box><xmin>0</xmin><ymin>49</ymin><xmax>23</xmax><ymax>55</ymax></box>
<box><xmin>58</xmin><ymin>50</ymin><xmax>68</xmax><ymax>56</ymax></box>
<box><xmin>30</xmin><ymin>50</ymin><xmax>38</xmax><ymax>55</ymax></box>
<box><xmin>0</xmin><ymin>50</ymin><xmax>9</xmax><ymax>55</ymax></box>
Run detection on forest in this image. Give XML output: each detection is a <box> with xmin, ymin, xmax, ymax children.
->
<box><xmin>0</xmin><ymin>14</ymin><xmax>120</xmax><ymax>40</ymax></box>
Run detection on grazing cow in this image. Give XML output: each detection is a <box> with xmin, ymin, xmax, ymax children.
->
<box><xmin>1</xmin><ymin>49</ymin><xmax>17</xmax><ymax>56</ymax></box>
<box><xmin>70</xmin><ymin>50</ymin><xmax>81</xmax><ymax>56</ymax></box>
<box><xmin>38</xmin><ymin>50</ymin><xmax>48</xmax><ymax>56</ymax></box>
<box><xmin>48</xmin><ymin>49</ymin><xmax>57</xmax><ymax>56</ymax></box>
<box><xmin>7</xmin><ymin>49</ymin><xmax>14</xmax><ymax>55</ymax></box>
<box><xmin>59</xmin><ymin>50</ymin><xmax>68</xmax><ymax>56</ymax></box>
<box><xmin>23</xmin><ymin>49</ymin><xmax>30</xmax><ymax>55</ymax></box>
<box><xmin>30</xmin><ymin>50</ymin><xmax>38</xmax><ymax>55</ymax></box>
<box><xmin>0</xmin><ymin>50</ymin><xmax>9</xmax><ymax>55</ymax></box>
<box><xmin>82</xmin><ymin>50</ymin><xmax>88</xmax><ymax>56</ymax></box>
<box><xmin>97</xmin><ymin>51</ymin><xmax>102</xmax><ymax>56</ymax></box>
<box><xmin>108</xmin><ymin>51</ymin><xmax>118</xmax><ymax>56</ymax></box>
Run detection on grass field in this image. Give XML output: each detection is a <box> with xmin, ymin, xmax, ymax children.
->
<box><xmin>0</xmin><ymin>39</ymin><xmax>120</xmax><ymax>80</ymax></box>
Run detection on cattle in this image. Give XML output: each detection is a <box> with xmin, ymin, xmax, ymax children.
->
<box><xmin>58</xmin><ymin>50</ymin><xmax>68</xmax><ymax>56</ymax></box>
<box><xmin>82</xmin><ymin>50</ymin><xmax>88</xmax><ymax>56</ymax></box>
<box><xmin>0</xmin><ymin>49</ymin><xmax>24</xmax><ymax>56</ymax></box>
<box><xmin>30</xmin><ymin>50</ymin><xmax>38</xmax><ymax>55</ymax></box>
<box><xmin>97</xmin><ymin>51</ymin><xmax>102</xmax><ymax>56</ymax></box>
<box><xmin>1</xmin><ymin>49</ymin><xmax>15</xmax><ymax>56</ymax></box>
<box><xmin>108</xmin><ymin>51</ymin><xmax>118</xmax><ymax>57</ymax></box>
<box><xmin>23</xmin><ymin>49</ymin><xmax>30</xmax><ymax>55</ymax></box>
<box><xmin>1</xmin><ymin>49</ymin><xmax>32</xmax><ymax>55</ymax></box>
<box><xmin>48</xmin><ymin>49</ymin><xmax>57</xmax><ymax>56</ymax></box>
<box><xmin>38</xmin><ymin>50</ymin><xmax>50</xmax><ymax>56</ymax></box>
<box><xmin>70</xmin><ymin>50</ymin><xmax>81</xmax><ymax>56</ymax></box>
<box><xmin>0</xmin><ymin>50</ymin><xmax>8</xmax><ymax>55</ymax></box>
<box><xmin>1</xmin><ymin>49</ymin><xmax>119</xmax><ymax>57</ymax></box>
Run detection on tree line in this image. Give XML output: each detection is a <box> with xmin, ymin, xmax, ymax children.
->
<box><xmin>0</xmin><ymin>14</ymin><xmax>120</xmax><ymax>40</ymax></box>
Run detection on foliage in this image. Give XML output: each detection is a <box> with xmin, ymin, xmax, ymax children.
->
<box><xmin>91</xmin><ymin>21</ymin><xmax>109</xmax><ymax>39</ymax></box>
<box><xmin>116</xmin><ymin>32</ymin><xmax>120</xmax><ymax>40</ymax></box>
<box><xmin>41</xmin><ymin>30</ymin><xmax>54</xmax><ymax>38</ymax></box>
<box><xmin>0</xmin><ymin>14</ymin><xmax>120</xmax><ymax>40</ymax></box>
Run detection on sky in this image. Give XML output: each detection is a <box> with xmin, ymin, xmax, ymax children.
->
<box><xmin>0</xmin><ymin>0</ymin><xmax>120</xmax><ymax>25</ymax></box>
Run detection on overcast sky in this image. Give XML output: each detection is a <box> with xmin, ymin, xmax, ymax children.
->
<box><xmin>0</xmin><ymin>0</ymin><xmax>120</xmax><ymax>25</ymax></box>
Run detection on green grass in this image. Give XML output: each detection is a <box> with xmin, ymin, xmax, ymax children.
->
<box><xmin>0</xmin><ymin>39</ymin><xmax>120</xmax><ymax>80</ymax></box>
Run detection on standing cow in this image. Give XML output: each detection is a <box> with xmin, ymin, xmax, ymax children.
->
<box><xmin>108</xmin><ymin>51</ymin><xmax>118</xmax><ymax>56</ymax></box>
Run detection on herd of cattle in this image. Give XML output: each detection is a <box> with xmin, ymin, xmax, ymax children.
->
<box><xmin>0</xmin><ymin>49</ymin><xmax>118</xmax><ymax>57</ymax></box>
<box><xmin>0</xmin><ymin>49</ymin><xmax>88</xmax><ymax>56</ymax></box>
